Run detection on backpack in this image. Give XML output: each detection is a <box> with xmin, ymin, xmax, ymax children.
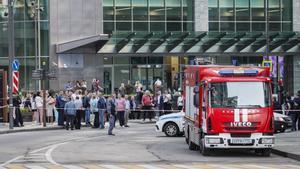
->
<box><xmin>98</xmin><ymin>97</ymin><xmax>106</xmax><ymax>109</ymax></box>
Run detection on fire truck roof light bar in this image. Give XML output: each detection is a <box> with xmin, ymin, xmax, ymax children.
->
<box><xmin>219</xmin><ymin>69</ymin><xmax>258</xmax><ymax>76</ymax></box>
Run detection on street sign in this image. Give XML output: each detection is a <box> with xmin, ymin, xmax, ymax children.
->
<box><xmin>47</xmin><ymin>70</ymin><xmax>57</xmax><ymax>80</ymax></box>
<box><xmin>12</xmin><ymin>59</ymin><xmax>20</xmax><ymax>71</ymax></box>
<box><xmin>32</xmin><ymin>69</ymin><xmax>43</xmax><ymax>80</ymax></box>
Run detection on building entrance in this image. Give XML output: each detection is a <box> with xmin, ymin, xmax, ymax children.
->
<box><xmin>131</xmin><ymin>65</ymin><xmax>163</xmax><ymax>91</ymax></box>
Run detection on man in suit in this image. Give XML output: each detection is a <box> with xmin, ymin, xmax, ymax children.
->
<box><xmin>155</xmin><ymin>91</ymin><xmax>164</xmax><ymax>117</ymax></box>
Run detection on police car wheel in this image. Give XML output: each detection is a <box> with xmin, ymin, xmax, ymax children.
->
<box><xmin>164</xmin><ymin>122</ymin><xmax>179</xmax><ymax>137</ymax></box>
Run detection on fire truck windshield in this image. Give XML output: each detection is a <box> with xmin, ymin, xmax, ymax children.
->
<box><xmin>210</xmin><ymin>82</ymin><xmax>271</xmax><ymax>108</ymax></box>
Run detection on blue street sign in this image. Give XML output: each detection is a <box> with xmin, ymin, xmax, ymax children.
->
<box><xmin>12</xmin><ymin>59</ymin><xmax>20</xmax><ymax>71</ymax></box>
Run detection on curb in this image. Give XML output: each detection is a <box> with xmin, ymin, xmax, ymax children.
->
<box><xmin>0</xmin><ymin>126</ymin><xmax>64</xmax><ymax>135</ymax></box>
<box><xmin>272</xmin><ymin>148</ymin><xmax>300</xmax><ymax>161</ymax></box>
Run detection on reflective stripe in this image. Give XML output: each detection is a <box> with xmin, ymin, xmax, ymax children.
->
<box><xmin>234</xmin><ymin>109</ymin><xmax>240</xmax><ymax>122</ymax></box>
<box><xmin>242</xmin><ymin>109</ymin><xmax>248</xmax><ymax>122</ymax></box>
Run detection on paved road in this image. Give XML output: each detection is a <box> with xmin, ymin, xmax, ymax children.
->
<box><xmin>0</xmin><ymin>122</ymin><xmax>300</xmax><ymax>169</ymax></box>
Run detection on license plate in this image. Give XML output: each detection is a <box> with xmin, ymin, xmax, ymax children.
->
<box><xmin>230</xmin><ymin>139</ymin><xmax>252</xmax><ymax>144</ymax></box>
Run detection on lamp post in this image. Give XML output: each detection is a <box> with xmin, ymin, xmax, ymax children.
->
<box><xmin>31</xmin><ymin>0</ymin><xmax>43</xmax><ymax>92</ymax></box>
<box><xmin>8</xmin><ymin>0</ymin><xmax>15</xmax><ymax>129</ymax></box>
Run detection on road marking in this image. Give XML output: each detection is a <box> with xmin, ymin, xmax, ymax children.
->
<box><xmin>120</xmin><ymin>165</ymin><xmax>145</xmax><ymax>169</ymax></box>
<box><xmin>138</xmin><ymin>164</ymin><xmax>163</xmax><ymax>169</ymax></box>
<box><xmin>25</xmin><ymin>165</ymin><xmax>47</xmax><ymax>169</ymax></box>
<box><xmin>173</xmin><ymin>164</ymin><xmax>200</xmax><ymax>169</ymax></box>
<box><xmin>282</xmin><ymin>165</ymin><xmax>300</xmax><ymax>169</ymax></box>
<box><xmin>47</xmin><ymin>165</ymin><xmax>66</xmax><ymax>169</ymax></box>
<box><xmin>63</xmin><ymin>165</ymin><xmax>85</xmax><ymax>169</ymax></box>
<box><xmin>100</xmin><ymin>165</ymin><xmax>126</xmax><ymax>169</ymax></box>
<box><xmin>82</xmin><ymin>165</ymin><xmax>106</xmax><ymax>169</ymax></box>
<box><xmin>243</xmin><ymin>164</ymin><xmax>273</xmax><ymax>169</ymax></box>
<box><xmin>191</xmin><ymin>164</ymin><xmax>217</xmax><ymax>169</ymax></box>
<box><xmin>45</xmin><ymin>143</ymin><xmax>68</xmax><ymax>165</ymax></box>
<box><xmin>0</xmin><ymin>156</ymin><xmax>23</xmax><ymax>167</ymax></box>
<box><xmin>4</xmin><ymin>165</ymin><xmax>26</xmax><ymax>169</ymax></box>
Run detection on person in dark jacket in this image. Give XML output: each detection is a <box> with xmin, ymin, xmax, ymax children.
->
<box><xmin>107</xmin><ymin>95</ymin><xmax>116</xmax><ymax>135</ymax></box>
<box><xmin>12</xmin><ymin>94</ymin><xmax>23</xmax><ymax>127</ymax></box>
<box><xmin>56</xmin><ymin>91</ymin><xmax>67</xmax><ymax>126</ymax></box>
<box><xmin>293</xmin><ymin>91</ymin><xmax>300</xmax><ymax>131</ymax></box>
<box><xmin>64</xmin><ymin>97</ymin><xmax>76</xmax><ymax>130</ymax></box>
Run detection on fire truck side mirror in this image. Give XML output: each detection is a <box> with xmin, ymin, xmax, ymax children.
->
<box><xmin>193</xmin><ymin>87</ymin><xmax>200</xmax><ymax>107</ymax></box>
<box><xmin>193</xmin><ymin>86</ymin><xmax>199</xmax><ymax>93</ymax></box>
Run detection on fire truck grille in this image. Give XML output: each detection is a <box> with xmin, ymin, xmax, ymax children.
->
<box><xmin>225</xmin><ymin>127</ymin><xmax>257</xmax><ymax>131</ymax></box>
<box><xmin>230</xmin><ymin>133</ymin><xmax>251</xmax><ymax>138</ymax></box>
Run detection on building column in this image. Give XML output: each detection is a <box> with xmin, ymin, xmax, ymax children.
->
<box><xmin>194</xmin><ymin>0</ymin><xmax>208</xmax><ymax>31</ymax></box>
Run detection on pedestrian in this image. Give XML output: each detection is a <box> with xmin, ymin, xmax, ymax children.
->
<box><xmin>129</xmin><ymin>96</ymin><xmax>137</xmax><ymax>119</ymax></box>
<box><xmin>116</xmin><ymin>94</ymin><xmax>126</xmax><ymax>127</ymax></box>
<box><xmin>12</xmin><ymin>94</ymin><xmax>24</xmax><ymax>127</ymax></box>
<box><xmin>90</xmin><ymin>94</ymin><xmax>99</xmax><ymax>128</ymax></box>
<box><xmin>293</xmin><ymin>91</ymin><xmax>300</xmax><ymax>130</ymax></box>
<box><xmin>35</xmin><ymin>91</ymin><xmax>43</xmax><ymax>125</ymax></box>
<box><xmin>97</xmin><ymin>92</ymin><xmax>107</xmax><ymax>129</ymax></box>
<box><xmin>177</xmin><ymin>92</ymin><xmax>184</xmax><ymax>111</ymax></box>
<box><xmin>119</xmin><ymin>83</ymin><xmax>126</xmax><ymax>96</ymax></box>
<box><xmin>74</xmin><ymin>96</ymin><xmax>83</xmax><ymax>129</ymax></box>
<box><xmin>142</xmin><ymin>90</ymin><xmax>154</xmax><ymax>122</ymax></box>
<box><xmin>107</xmin><ymin>95</ymin><xmax>116</xmax><ymax>136</ymax></box>
<box><xmin>46</xmin><ymin>92</ymin><xmax>55</xmax><ymax>123</ymax></box>
<box><xmin>124</xmin><ymin>95</ymin><xmax>130</xmax><ymax>127</ymax></box>
<box><xmin>31</xmin><ymin>93</ymin><xmax>38</xmax><ymax>125</ymax></box>
<box><xmin>83</xmin><ymin>91</ymin><xmax>91</xmax><ymax>126</ymax></box>
<box><xmin>56</xmin><ymin>91</ymin><xmax>67</xmax><ymax>126</ymax></box>
<box><xmin>163</xmin><ymin>91</ymin><xmax>172</xmax><ymax>115</ymax></box>
<box><xmin>154</xmin><ymin>91</ymin><xmax>164</xmax><ymax>117</ymax></box>
<box><xmin>64</xmin><ymin>97</ymin><xmax>76</xmax><ymax>130</ymax></box>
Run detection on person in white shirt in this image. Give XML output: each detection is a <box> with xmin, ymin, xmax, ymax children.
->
<box><xmin>154</xmin><ymin>78</ymin><xmax>162</xmax><ymax>92</ymax></box>
<box><xmin>35</xmin><ymin>91</ymin><xmax>43</xmax><ymax>125</ymax></box>
<box><xmin>177</xmin><ymin>92</ymin><xmax>184</xmax><ymax>111</ymax></box>
<box><xmin>124</xmin><ymin>95</ymin><xmax>131</xmax><ymax>127</ymax></box>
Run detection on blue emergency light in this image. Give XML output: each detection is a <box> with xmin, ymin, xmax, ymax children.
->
<box><xmin>219</xmin><ymin>69</ymin><xmax>258</xmax><ymax>76</ymax></box>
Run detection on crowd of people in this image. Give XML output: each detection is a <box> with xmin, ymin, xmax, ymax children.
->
<box><xmin>10</xmin><ymin>79</ymin><xmax>184</xmax><ymax>136</ymax></box>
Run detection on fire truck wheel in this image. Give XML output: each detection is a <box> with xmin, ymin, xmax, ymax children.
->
<box><xmin>199</xmin><ymin>138</ymin><xmax>210</xmax><ymax>156</ymax></box>
<box><xmin>188</xmin><ymin>136</ymin><xmax>197</xmax><ymax>150</ymax></box>
<box><xmin>164</xmin><ymin>122</ymin><xmax>179</xmax><ymax>137</ymax></box>
<box><xmin>261</xmin><ymin>149</ymin><xmax>271</xmax><ymax>157</ymax></box>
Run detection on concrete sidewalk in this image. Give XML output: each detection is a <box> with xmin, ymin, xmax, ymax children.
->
<box><xmin>0</xmin><ymin>122</ymin><xmax>63</xmax><ymax>134</ymax></box>
<box><xmin>272</xmin><ymin>130</ymin><xmax>300</xmax><ymax>161</ymax></box>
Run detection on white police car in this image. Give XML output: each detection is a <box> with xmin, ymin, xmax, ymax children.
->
<box><xmin>155</xmin><ymin>112</ymin><xmax>184</xmax><ymax>137</ymax></box>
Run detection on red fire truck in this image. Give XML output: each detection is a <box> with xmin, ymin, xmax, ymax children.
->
<box><xmin>183</xmin><ymin>65</ymin><xmax>274</xmax><ymax>156</ymax></box>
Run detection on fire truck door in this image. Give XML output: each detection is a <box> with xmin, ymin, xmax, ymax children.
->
<box><xmin>201</xmin><ymin>85</ymin><xmax>207</xmax><ymax>133</ymax></box>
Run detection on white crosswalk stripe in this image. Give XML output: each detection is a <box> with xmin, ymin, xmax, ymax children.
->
<box><xmin>244</xmin><ymin>164</ymin><xmax>274</xmax><ymax>169</ymax></box>
<box><xmin>63</xmin><ymin>165</ymin><xmax>86</xmax><ymax>169</ymax></box>
<box><xmin>25</xmin><ymin>166</ymin><xmax>47</xmax><ymax>169</ymax></box>
<box><xmin>139</xmin><ymin>164</ymin><xmax>163</xmax><ymax>169</ymax></box>
<box><xmin>173</xmin><ymin>164</ymin><xmax>206</xmax><ymax>169</ymax></box>
<box><xmin>100</xmin><ymin>165</ymin><xmax>126</xmax><ymax>169</ymax></box>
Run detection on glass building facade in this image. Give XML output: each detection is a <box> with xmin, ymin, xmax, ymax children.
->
<box><xmin>103</xmin><ymin>0</ymin><xmax>194</xmax><ymax>33</ymax></box>
<box><xmin>208</xmin><ymin>0</ymin><xmax>293</xmax><ymax>32</ymax></box>
<box><xmin>0</xmin><ymin>0</ymin><xmax>49</xmax><ymax>91</ymax></box>
<box><xmin>102</xmin><ymin>0</ymin><xmax>194</xmax><ymax>92</ymax></box>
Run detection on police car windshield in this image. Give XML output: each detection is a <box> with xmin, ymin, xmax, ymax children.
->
<box><xmin>210</xmin><ymin>82</ymin><xmax>271</xmax><ymax>108</ymax></box>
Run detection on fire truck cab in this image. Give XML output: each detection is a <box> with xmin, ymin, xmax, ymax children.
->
<box><xmin>184</xmin><ymin>65</ymin><xmax>274</xmax><ymax>156</ymax></box>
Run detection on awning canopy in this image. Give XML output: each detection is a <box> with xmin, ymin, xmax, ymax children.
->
<box><xmin>56</xmin><ymin>34</ymin><xmax>109</xmax><ymax>54</ymax></box>
<box><xmin>98</xmin><ymin>31</ymin><xmax>300</xmax><ymax>56</ymax></box>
